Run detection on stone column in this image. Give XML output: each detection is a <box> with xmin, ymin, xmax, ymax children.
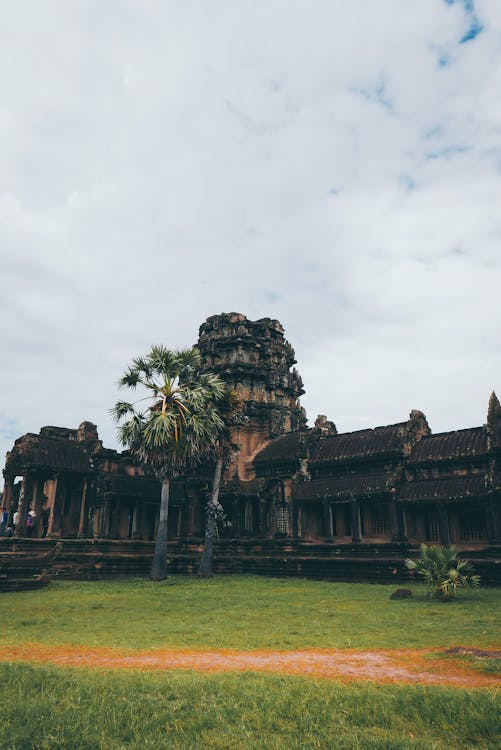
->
<box><xmin>297</xmin><ymin>505</ymin><xmax>303</xmax><ymax>537</ymax></box>
<box><xmin>99</xmin><ymin>500</ymin><xmax>112</xmax><ymax>538</ymax></box>
<box><xmin>291</xmin><ymin>500</ymin><xmax>299</xmax><ymax>538</ymax></box>
<box><xmin>258</xmin><ymin>498</ymin><xmax>266</xmax><ymax>536</ymax></box>
<box><xmin>487</xmin><ymin>493</ymin><xmax>500</xmax><ymax>544</ymax></box>
<box><xmin>395</xmin><ymin>502</ymin><xmax>408</xmax><ymax>541</ymax></box>
<box><xmin>47</xmin><ymin>476</ymin><xmax>66</xmax><ymax>537</ymax></box>
<box><xmin>131</xmin><ymin>501</ymin><xmax>142</xmax><ymax>540</ymax></box>
<box><xmin>438</xmin><ymin>505</ymin><xmax>451</xmax><ymax>547</ymax></box>
<box><xmin>351</xmin><ymin>499</ymin><xmax>362</xmax><ymax>543</ymax></box>
<box><xmin>323</xmin><ymin>500</ymin><xmax>332</xmax><ymax>540</ymax></box>
<box><xmin>77</xmin><ymin>480</ymin><xmax>89</xmax><ymax>538</ymax></box>
<box><xmin>109</xmin><ymin>499</ymin><xmax>119</xmax><ymax>539</ymax></box>
<box><xmin>14</xmin><ymin>473</ymin><xmax>34</xmax><ymax>537</ymax></box>
<box><xmin>2</xmin><ymin>475</ymin><xmax>15</xmax><ymax>516</ymax></box>
<box><xmin>232</xmin><ymin>496</ymin><xmax>240</xmax><ymax>538</ymax></box>
<box><xmin>84</xmin><ymin>479</ymin><xmax>97</xmax><ymax>539</ymax></box>
<box><xmin>32</xmin><ymin>476</ymin><xmax>45</xmax><ymax>538</ymax></box>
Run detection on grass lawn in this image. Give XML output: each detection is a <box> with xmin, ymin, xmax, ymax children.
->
<box><xmin>1</xmin><ymin>576</ymin><xmax>499</xmax><ymax>749</ymax></box>
<box><xmin>1</xmin><ymin>663</ymin><xmax>500</xmax><ymax>750</ymax></box>
<box><xmin>1</xmin><ymin>575</ymin><xmax>499</xmax><ymax>650</ymax></box>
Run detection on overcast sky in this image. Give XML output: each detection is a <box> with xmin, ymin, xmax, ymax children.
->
<box><xmin>1</xmin><ymin>0</ymin><xmax>501</xmax><ymax>470</ymax></box>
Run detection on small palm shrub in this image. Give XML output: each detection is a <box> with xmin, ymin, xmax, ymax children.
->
<box><xmin>405</xmin><ymin>544</ymin><xmax>481</xmax><ymax>601</ymax></box>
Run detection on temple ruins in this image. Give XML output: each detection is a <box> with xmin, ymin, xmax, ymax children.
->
<box><xmin>2</xmin><ymin>313</ymin><xmax>500</xmax><ymax>581</ymax></box>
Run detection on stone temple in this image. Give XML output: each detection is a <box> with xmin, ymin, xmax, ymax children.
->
<box><xmin>2</xmin><ymin>312</ymin><xmax>500</xmax><ymax>581</ymax></box>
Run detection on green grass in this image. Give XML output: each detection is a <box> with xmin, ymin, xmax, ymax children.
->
<box><xmin>1</xmin><ymin>662</ymin><xmax>499</xmax><ymax>750</ymax></box>
<box><xmin>2</xmin><ymin>578</ymin><xmax>499</xmax><ymax>748</ymax></box>
<box><xmin>1</xmin><ymin>576</ymin><xmax>499</xmax><ymax>651</ymax></box>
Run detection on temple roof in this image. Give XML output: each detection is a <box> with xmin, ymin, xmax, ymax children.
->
<box><xmin>398</xmin><ymin>475</ymin><xmax>488</xmax><ymax>503</ymax></box>
<box><xmin>253</xmin><ymin>432</ymin><xmax>304</xmax><ymax>464</ymax></box>
<box><xmin>254</xmin><ymin>422</ymin><xmax>411</xmax><ymax>468</ymax></box>
<box><xmin>294</xmin><ymin>472</ymin><xmax>393</xmax><ymax>502</ymax></box>
<box><xmin>5</xmin><ymin>434</ymin><xmax>92</xmax><ymax>475</ymax></box>
<box><xmin>311</xmin><ymin>423</ymin><xmax>408</xmax><ymax>463</ymax></box>
<box><xmin>408</xmin><ymin>427</ymin><xmax>487</xmax><ymax>464</ymax></box>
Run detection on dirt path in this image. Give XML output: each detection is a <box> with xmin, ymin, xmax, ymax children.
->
<box><xmin>3</xmin><ymin>644</ymin><xmax>500</xmax><ymax>687</ymax></box>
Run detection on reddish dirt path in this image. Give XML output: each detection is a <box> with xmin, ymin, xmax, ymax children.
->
<box><xmin>4</xmin><ymin>644</ymin><xmax>500</xmax><ymax>687</ymax></box>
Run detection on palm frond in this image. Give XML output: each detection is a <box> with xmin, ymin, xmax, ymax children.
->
<box><xmin>109</xmin><ymin>401</ymin><xmax>135</xmax><ymax>421</ymax></box>
<box><xmin>176</xmin><ymin>347</ymin><xmax>202</xmax><ymax>379</ymax></box>
<box><xmin>119</xmin><ymin>369</ymin><xmax>141</xmax><ymax>389</ymax></box>
<box><xmin>148</xmin><ymin>345</ymin><xmax>179</xmax><ymax>377</ymax></box>
<box><xmin>131</xmin><ymin>355</ymin><xmax>153</xmax><ymax>379</ymax></box>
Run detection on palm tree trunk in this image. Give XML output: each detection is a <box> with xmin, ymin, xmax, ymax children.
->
<box><xmin>199</xmin><ymin>455</ymin><xmax>223</xmax><ymax>578</ymax></box>
<box><xmin>150</xmin><ymin>477</ymin><xmax>170</xmax><ymax>581</ymax></box>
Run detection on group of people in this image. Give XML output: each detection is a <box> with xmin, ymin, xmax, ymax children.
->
<box><xmin>0</xmin><ymin>506</ymin><xmax>50</xmax><ymax>537</ymax></box>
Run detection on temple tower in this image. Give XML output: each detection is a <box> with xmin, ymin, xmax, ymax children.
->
<box><xmin>198</xmin><ymin>312</ymin><xmax>306</xmax><ymax>480</ymax></box>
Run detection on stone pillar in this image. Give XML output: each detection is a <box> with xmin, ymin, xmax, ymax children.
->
<box><xmin>109</xmin><ymin>499</ymin><xmax>119</xmax><ymax>539</ymax></box>
<box><xmin>438</xmin><ymin>505</ymin><xmax>451</xmax><ymax>547</ymax></box>
<box><xmin>323</xmin><ymin>500</ymin><xmax>332</xmax><ymax>540</ymax></box>
<box><xmin>99</xmin><ymin>500</ymin><xmax>112</xmax><ymax>538</ymax></box>
<box><xmin>297</xmin><ymin>505</ymin><xmax>303</xmax><ymax>537</ymax></box>
<box><xmin>232</xmin><ymin>496</ymin><xmax>240</xmax><ymax>538</ymax></box>
<box><xmin>178</xmin><ymin>505</ymin><xmax>183</xmax><ymax>537</ymax></box>
<box><xmin>47</xmin><ymin>476</ymin><xmax>66</xmax><ymax>537</ymax></box>
<box><xmin>487</xmin><ymin>494</ymin><xmax>500</xmax><ymax>544</ymax></box>
<box><xmin>351</xmin><ymin>499</ymin><xmax>362</xmax><ymax>543</ymax></box>
<box><xmin>292</xmin><ymin>500</ymin><xmax>299</xmax><ymax>538</ymax></box>
<box><xmin>2</xmin><ymin>475</ymin><xmax>15</xmax><ymax>516</ymax></box>
<box><xmin>258</xmin><ymin>498</ymin><xmax>266</xmax><ymax>536</ymax></box>
<box><xmin>85</xmin><ymin>479</ymin><xmax>97</xmax><ymax>539</ymax></box>
<box><xmin>14</xmin><ymin>473</ymin><xmax>34</xmax><ymax>537</ymax></box>
<box><xmin>131</xmin><ymin>501</ymin><xmax>142</xmax><ymax>540</ymax></box>
<box><xmin>32</xmin><ymin>476</ymin><xmax>45</xmax><ymax>538</ymax></box>
<box><xmin>396</xmin><ymin>503</ymin><xmax>408</xmax><ymax>541</ymax></box>
<box><xmin>89</xmin><ymin>505</ymin><xmax>99</xmax><ymax>539</ymax></box>
<box><xmin>77</xmin><ymin>480</ymin><xmax>89</xmax><ymax>538</ymax></box>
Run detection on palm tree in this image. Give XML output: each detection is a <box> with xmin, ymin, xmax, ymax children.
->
<box><xmin>111</xmin><ymin>346</ymin><xmax>224</xmax><ymax>581</ymax></box>
<box><xmin>405</xmin><ymin>544</ymin><xmax>481</xmax><ymax>601</ymax></box>
<box><xmin>199</xmin><ymin>389</ymin><xmax>243</xmax><ymax>578</ymax></box>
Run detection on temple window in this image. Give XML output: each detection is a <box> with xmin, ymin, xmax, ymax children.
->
<box><xmin>425</xmin><ymin>511</ymin><xmax>441</xmax><ymax>542</ymax></box>
<box><xmin>458</xmin><ymin>509</ymin><xmax>487</xmax><ymax>543</ymax></box>
<box><xmin>362</xmin><ymin>503</ymin><xmax>392</xmax><ymax>537</ymax></box>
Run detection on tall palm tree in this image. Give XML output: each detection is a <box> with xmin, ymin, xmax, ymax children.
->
<box><xmin>111</xmin><ymin>346</ymin><xmax>224</xmax><ymax>581</ymax></box>
<box><xmin>199</xmin><ymin>389</ymin><xmax>243</xmax><ymax>578</ymax></box>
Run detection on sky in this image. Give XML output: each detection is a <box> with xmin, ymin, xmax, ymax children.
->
<box><xmin>1</xmin><ymin>0</ymin><xmax>501</xmax><ymax>470</ymax></box>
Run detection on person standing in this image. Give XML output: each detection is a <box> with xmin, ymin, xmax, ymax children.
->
<box><xmin>0</xmin><ymin>506</ymin><xmax>8</xmax><ymax>535</ymax></box>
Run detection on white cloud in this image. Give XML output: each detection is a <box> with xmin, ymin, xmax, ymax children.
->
<box><xmin>1</xmin><ymin>0</ymin><xmax>500</xmax><ymax>467</ymax></box>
